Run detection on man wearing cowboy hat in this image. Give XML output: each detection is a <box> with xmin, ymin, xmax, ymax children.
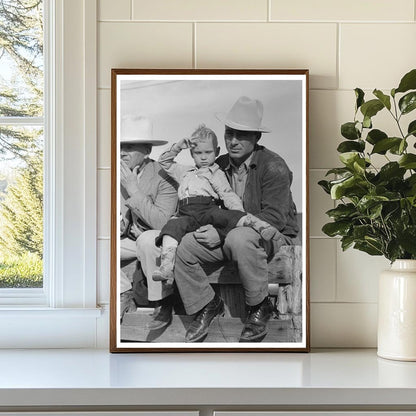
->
<box><xmin>173</xmin><ymin>96</ymin><xmax>299</xmax><ymax>342</ymax></box>
<box><xmin>120</xmin><ymin>115</ymin><xmax>178</xmax><ymax>328</ymax></box>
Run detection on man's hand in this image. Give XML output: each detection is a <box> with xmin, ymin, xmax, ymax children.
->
<box><xmin>120</xmin><ymin>212</ymin><xmax>128</xmax><ymax>236</ymax></box>
<box><xmin>193</xmin><ymin>224</ymin><xmax>221</xmax><ymax>248</ymax></box>
<box><xmin>120</xmin><ymin>160</ymin><xmax>140</xmax><ymax>197</ymax></box>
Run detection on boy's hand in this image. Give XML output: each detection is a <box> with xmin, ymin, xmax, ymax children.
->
<box><xmin>188</xmin><ymin>134</ymin><xmax>199</xmax><ymax>149</ymax></box>
<box><xmin>174</xmin><ymin>138</ymin><xmax>190</xmax><ymax>151</ymax></box>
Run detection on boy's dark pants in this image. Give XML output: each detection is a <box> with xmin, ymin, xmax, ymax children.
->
<box><xmin>156</xmin><ymin>196</ymin><xmax>245</xmax><ymax>246</ymax></box>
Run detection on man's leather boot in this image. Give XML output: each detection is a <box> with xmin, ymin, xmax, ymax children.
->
<box><xmin>185</xmin><ymin>294</ymin><xmax>225</xmax><ymax>342</ymax></box>
<box><xmin>120</xmin><ymin>289</ymin><xmax>136</xmax><ymax>322</ymax></box>
<box><xmin>147</xmin><ymin>295</ymin><xmax>174</xmax><ymax>330</ymax></box>
<box><xmin>240</xmin><ymin>297</ymin><xmax>274</xmax><ymax>342</ymax></box>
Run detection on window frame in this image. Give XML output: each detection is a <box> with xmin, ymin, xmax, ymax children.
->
<box><xmin>0</xmin><ymin>0</ymin><xmax>100</xmax><ymax>348</ymax></box>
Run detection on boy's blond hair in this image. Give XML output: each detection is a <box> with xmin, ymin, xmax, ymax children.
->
<box><xmin>190</xmin><ymin>124</ymin><xmax>218</xmax><ymax>149</ymax></box>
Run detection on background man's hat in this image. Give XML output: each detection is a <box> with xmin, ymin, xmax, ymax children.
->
<box><xmin>216</xmin><ymin>96</ymin><xmax>271</xmax><ymax>133</ymax></box>
<box><xmin>120</xmin><ymin>115</ymin><xmax>168</xmax><ymax>146</ymax></box>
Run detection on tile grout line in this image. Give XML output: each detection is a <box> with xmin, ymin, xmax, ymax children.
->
<box><xmin>193</xmin><ymin>22</ymin><xmax>197</xmax><ymax>69</ymax></box>
<box><xmin>311</xmin><ymin>301</ymin><xmax>378</xmax><ymax>305</ymax></box>
<box><xmin>333</xmin><ymin>230</ymin><xmax>339</xmax><ymax>303</ymax></box>
<box><xmin>336</xmin><ymin>22</ymin><xmax>340</xmax><ymax>90</ymax></box>
<box><xmin>130</xmin><ymin>0</ymin><xmax>133</xmax><ymax>20</ymax></box>
<box><xmin>97</xmin><ymin>19</ymin><xmax>415</xmax><ymax>24</ymax></box>
<box><xmin>267</xmin><ymin>0</ymin><xmax>271</xmax><ymax>22</ymax></box>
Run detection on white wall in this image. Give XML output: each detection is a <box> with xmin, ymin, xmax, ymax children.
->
<box><xmin>96</xmin><ymin>0</ymin><xmax>416</xmax><ymax>348</ymax></box>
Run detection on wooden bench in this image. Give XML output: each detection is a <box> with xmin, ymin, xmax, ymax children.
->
<box><xmin>121</xmin><ymin>215</ymin><xmax>303</xmax><ymax>343</ymax></box>
<box><xmin>120</xmin><ymin>243</ymin><xmax>302</xmax><ymax>343</ymax></box>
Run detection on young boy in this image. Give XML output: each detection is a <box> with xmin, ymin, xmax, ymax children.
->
<box><xmin>152</xmin><ymin>124</ymin><xmax>278</xmax><ymax>284</ymax></box>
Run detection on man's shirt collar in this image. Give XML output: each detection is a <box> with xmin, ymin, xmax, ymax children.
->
<box><xmin>227</xmin><ymin>152</ymin><xmax>255</xmax><ymax>171</ymax></box>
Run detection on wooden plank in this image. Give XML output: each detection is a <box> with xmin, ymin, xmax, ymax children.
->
<box><xmin>206</xmin><ymin>245</ymin><xmax>302</xmax><ymax>286</ymax></box>
<box><xmin>120</xmin><ymin>310</ymin><xmax>299</xmax><ymax>343</ymax></box>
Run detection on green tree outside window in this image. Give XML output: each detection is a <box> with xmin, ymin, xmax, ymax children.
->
<box><xmin>0</xmin><ymin>0</ymin><xmax>43</xmax><ymax>288</ymax></box>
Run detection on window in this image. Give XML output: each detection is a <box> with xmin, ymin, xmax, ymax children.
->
<box><xmin>0</xmin><ymin>0</ymin><xmax>100</xmax><ymax>348</ymax></box>
<box><xmin>0</xmin><ymin>0</ymin><xmax>46</xmax><ymax>303</ymax></box>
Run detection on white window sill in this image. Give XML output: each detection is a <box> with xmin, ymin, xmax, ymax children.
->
<box><xmin>0</xmin><ymin>307</ymin><xmax>101</xmax><ymax>315</ymax></box>
<box><xmin>0</xmin><ymin>349</ymin><xmax>415</xmax><ymax>410</ymax></box>
<box><xmin>0</xmin><ymin>307</ymin><xmax>103</xmax><ymax>348</ymax></box>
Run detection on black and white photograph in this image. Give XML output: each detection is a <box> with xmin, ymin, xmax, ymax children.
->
<box><xmin>110</xmin><ymin>69</ymin><xmax>309</xmax><ymax>352</ymax></box>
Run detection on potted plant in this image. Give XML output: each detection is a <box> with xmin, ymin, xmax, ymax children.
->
<box><xmin>319</xmin><ymin>68</ymin><xmax>416</xmax><ymax>361</ymax></box>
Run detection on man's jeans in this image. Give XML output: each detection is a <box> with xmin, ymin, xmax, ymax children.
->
<box><xmin>174</xmin><ymin>227</ymin><xmax>293</xmax><ymax>315</ymax></box>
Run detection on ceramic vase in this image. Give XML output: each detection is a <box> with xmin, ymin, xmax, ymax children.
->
<box><xmin>378</xmin><ymin>259</ymin><xmax>416</xmax><ymax>361</ymax></box>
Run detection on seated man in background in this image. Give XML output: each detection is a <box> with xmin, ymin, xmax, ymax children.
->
<box><xmin>119</xmin><ymin>115</ymin><xmax>177</xmax><ymax>329</ymax></box>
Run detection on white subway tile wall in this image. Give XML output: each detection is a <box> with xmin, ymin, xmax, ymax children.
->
<box><xmin>99</xmin><ymin>0</ymin><xmax>131</xmax><ymax>21</ymax></box>
<box><xmin>98</xmin><ymin>22</ymin><xmax>193</xmax><ymax>88</ymax></box>
<box><xmin>97</xmin><ymin>0</ymin><xmax>416</xmax><ymax>347</ymax></box>
<box><xmin>132</xmin><ymin>0</ymin><xmax>269</xmax><ymax>21</ymax></box>
<box><xmin>270</xmin><ymin>0</ymin><xmax>414</xmax><ymax>22</ymax></box>
<box><xmin>310</xmin><ymin>239</ymin><xmax>337</xmax><ymax>302</ymax></box>
<box><xmin>98</xmin><ymin>90</ymin><xmax>111</xmax><ymax>168</ymax></box>
<box><xmin>98</xmin><ymin>169</ymin><xmax>111</xmax><ymax>239</ymax></box>
<box><xmin>196</xmin><ymin>23</ymin><xmax>338</xmax><ymax>89</ymax></box>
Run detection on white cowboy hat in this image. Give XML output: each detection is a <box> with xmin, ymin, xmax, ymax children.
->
<box><xmin>120</xmin><ymin>115</ymin><xmax>168</xmax><ymax>146</ymax></box>
<box><xmin>216</xmin><ymin>96</ymin><xmax>271</xmax><ymax>133</ymax></box>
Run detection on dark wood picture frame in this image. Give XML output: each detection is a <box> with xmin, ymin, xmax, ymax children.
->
<box><xmin>110</xmin><ymin>69</ymin><xmax>310</xmax><ymax>352</ymax></box>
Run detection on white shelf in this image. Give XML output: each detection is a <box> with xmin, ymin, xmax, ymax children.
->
<box><xmin>0</xmin><ymin>348</ymin><xmax>415</xmax><ymax>410</ymax></box>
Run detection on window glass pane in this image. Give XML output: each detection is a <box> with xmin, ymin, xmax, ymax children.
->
<box><xmin>0</xmin><ymin>0</ymin><xmax>44</xmax><ymax>291</ymax></box>
<box><xmin>0</xmin><ymin>0</ymin><xmax>44</xmax><ymax>117</ymax></box>
<box><xmin>0</xmin><ymin>126</ymin><xmax>43</xmax><ymax>289</ymax></box>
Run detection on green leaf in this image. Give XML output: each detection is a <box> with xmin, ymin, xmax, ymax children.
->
<box><xmin>339</xmin><ymin>152</ymin><xmax>358</xmax><ymax>166</ymax></box>
<box><xmin>399</xmin><ymin>92</ymin><xmax>416</xmax><ymax>115</ymax></box>
<box><xmin>341</xmin><ymin>235</ymin><xmax>354</xmax><ymax>251</ymax></box>
<box><xmin>355</xmin><ymin>88</ymin><xmax>365</xmax><ymax>110</ymax></box>
<box><xmin>408</xmin><ymin>120</ymin><xmax>416</xmax><ymax>138</ymax></box>
<box><xmin>326</xmin><ymin>203</ymin><xmax>357</xmax><ymax>220</ymax></box>
<box><xmin>318</xmin><ymin>180</ymin><xmax>331</xmax><ymax>194</ymax></box>
<box><xmin>399</xmin><ymin>139</ymin><xmax>407</xmax><ymax>155</ymax></box>
<box><xmin>357</xmin><ymin>195</ymin><xmax>389</xmax><ymax>212</ymax></box>
<box><xmin>353</xmin><ymin>158</ymin><xmax>366</xmax><ymax>174</ymax></box>
<box><xmin>369</xmin><ymin>203</ymin><xmax>383</xmax><ymax>220</ymax></box>
<box><xmin>371</xmin><ymin>137</ymin><xmax>402</xmax><ymax>154</ymax></box>
<box><xmin>337</xmin><ymin>140</ymin><xmax>365</xmax><ymax>153</ymax></box>
<box><xmin>398</xmin><ymin>227</ymin><xmax>416</xmax><ymax>255</ymax></box>
<box><xmin>341</xmin><ymin>122</ymin><xmax>361</xmax><ymax>140</ymax></box>
<box><xmin>360</xmin><ymin>99</ymin><xmax>384</xmax><ymax>119</ymax></box>
<box><xmin>330</xmin><ymin>175</ymin><xmax>367</xmax><ymax>200</ymax></box>
<box><xmin>377</xmin><ymin>162</ymin><xmax>406</xmax><ymax>181</ymax></box>
<box><xmin>322</xmin><ymin>221</ymin><xmax>351</xmax><ymax>237</ymax></box>
<box><xmin>386</xmin><ymin>240</ymin><xmax>403</xmax><ymax>263</ymax></box>
<box><xmin>373</xmin><ymin>89</ymin><xmax>391</xmax><ymax>110</ymax></box>
<box><xmin>341</xmin><ymin>235</ymin><xmax>355</xmax><ymax>251</ymax></box>
<box><xmin>353</xmin><ymin>224</ymin><xmax>374</xmax><ymax>240</ymax></box>
<box><xmin>354</xmin><ymin>241</ymin><xmax>383</xmax><ymax>256</ymax></box>
<box><xmin>395</xmin><ymin>69</ymin><xmax>416</xmax><ymax>94</ymax></box>
<box><xmin>363</xmin><ymin>116</ymin><xmax>372</xmax><ymax>129</ymax></box>
<box><xmin>366</xmin><ymin>129</ymin><xmax>387</xmax><ymax>145</ymax></box>
<box><xmin>399</xmin><ymin>154</ymin><xmax>416</xmax><ymax>169</ymax></box>
<box><xmin>389</xmin><ymin>139</ymin><xmax>408</xmax><ymax>155</ymax></box>
<box><xmin>325</xmin><ymin>167</ymin><xmax>352</xmax><ymax>176</ymax></box>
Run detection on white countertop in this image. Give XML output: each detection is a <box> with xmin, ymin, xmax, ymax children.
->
<box><xmin>0</xmin><ymin>348</ymin><xmax>415</xmax><ymax>408</ymax></box>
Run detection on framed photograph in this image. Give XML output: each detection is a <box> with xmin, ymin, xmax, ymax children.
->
<box><xmin>110</xmin><ymin>69</ymin><xmax>309</xmax><ymax>352</ymax></box>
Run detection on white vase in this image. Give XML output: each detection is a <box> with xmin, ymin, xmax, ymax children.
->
<box><xmin>378</xmin><ymin>259</ymin><xmax>416</xmax><ymax>361</ymax></box>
